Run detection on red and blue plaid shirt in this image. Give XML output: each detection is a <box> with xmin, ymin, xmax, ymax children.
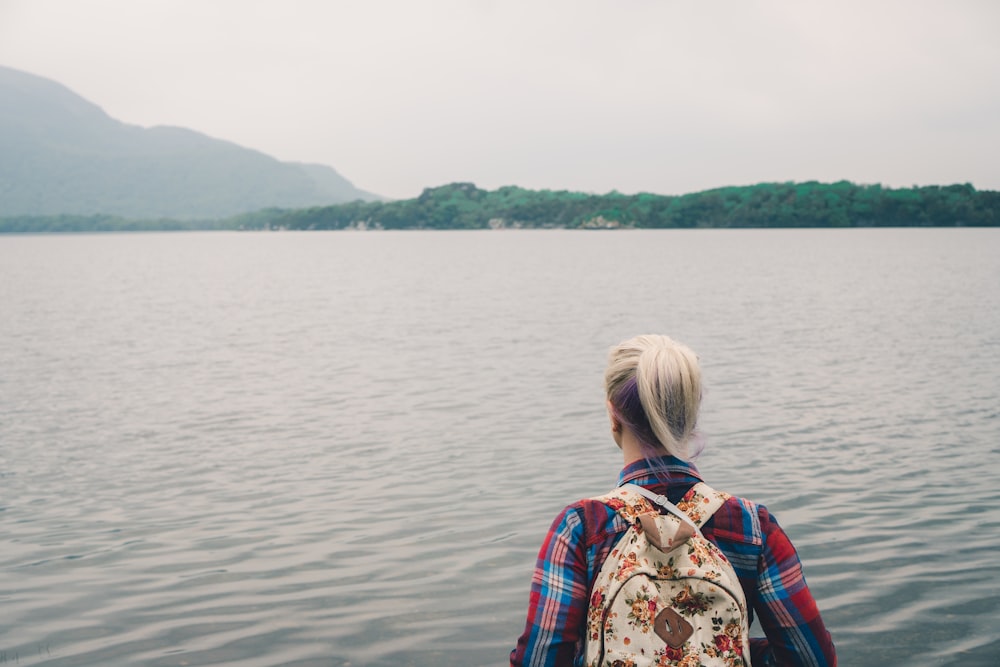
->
<box><xmin>510</xmin><ymin>456</ymin><xmax>836</xmax><ymax>667</ymax></box>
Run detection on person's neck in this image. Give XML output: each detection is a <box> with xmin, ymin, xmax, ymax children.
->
<box><xmin>619</xmin><ymin>427</ymin><xmax>647</xmax><ymax>466</ymax></box>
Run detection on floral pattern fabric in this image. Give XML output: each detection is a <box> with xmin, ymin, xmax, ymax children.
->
<box><xmin>584</xmin><ymin>483</ymin><xmax>751</xmax><ymax>667</ymax></box>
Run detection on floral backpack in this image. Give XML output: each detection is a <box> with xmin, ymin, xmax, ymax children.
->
<box><xmin>584</xmin><ymin>483</ymin><xmax>751</xmax><ymax>667</ymax></box>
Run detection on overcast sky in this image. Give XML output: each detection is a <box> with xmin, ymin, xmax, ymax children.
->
<box><xmin>2</xmin><ymin>0</ymin><xmax>998</xmax><ymax>199</ymax></box>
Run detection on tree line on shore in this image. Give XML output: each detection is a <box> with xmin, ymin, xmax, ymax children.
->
<box><xmin>3</xmin><ymin>181</ymin><xmax>998</xmax><ymax>233</ymax></box>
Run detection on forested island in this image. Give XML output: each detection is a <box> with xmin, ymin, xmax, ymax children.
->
<box><xmin>3</xmin><ymin>181</ymin><xmax>998</xmax><ymax>233</ymax></box>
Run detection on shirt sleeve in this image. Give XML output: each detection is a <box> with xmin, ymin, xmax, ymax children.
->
<box><xmin>510</xmin><ymin>505</ymin><xmax>591</xmax><ymax>667</ymax></box>
<box><xmin>752</xmin><ymin>506</ymin><xmax>837</xmax><ymax>667</ymax></box>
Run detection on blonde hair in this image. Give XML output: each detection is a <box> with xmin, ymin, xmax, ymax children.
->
<box><xmin>604</xmin><ymin>335</ymin><xmax>703</xmax><ymax>460</ymax></box>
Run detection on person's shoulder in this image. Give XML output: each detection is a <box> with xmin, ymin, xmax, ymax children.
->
<box><xmin>710</xmin><ymin>493</ymin><xmax>766</xmax><ymax>546</ymax></box>
<box><xmin>549</xmin><ymin>493</ymin><xmax>631</xmax><ymax>547</ymax></box>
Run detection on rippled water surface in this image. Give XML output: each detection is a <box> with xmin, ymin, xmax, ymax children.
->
<box><xmin>1</xmin><ymin>229</ymin><xmax>998</xmax><ymax>666</ymax></box>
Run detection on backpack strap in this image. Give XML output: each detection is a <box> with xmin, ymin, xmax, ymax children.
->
<box><xmin>622</xmin><ymin>484</ymin><xmax>701</xmax><ymax>533</ymax></box>
<box><xmin>675</xmin><ymin>482</ymin><xmax>733</xmax><ymax>529</ymax></box>
<box><xmin>618</xmin><ymin>481</ymin><xmax>732</xmax><ymax>530</ymax></box>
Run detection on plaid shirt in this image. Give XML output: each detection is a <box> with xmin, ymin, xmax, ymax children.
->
<box><xmin>510</xmin><ymin>456</ymin><xmax>836</xmax><ymax>667</ymax></box>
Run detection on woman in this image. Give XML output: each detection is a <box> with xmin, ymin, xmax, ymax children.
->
<box><xmin>510</xmin><ymin>335</ymin><xmax>836</xmax><ymax>666</ymax></box>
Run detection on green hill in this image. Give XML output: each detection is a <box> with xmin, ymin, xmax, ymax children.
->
<box><xmin>220</xmin><ymin>181</ymin><xmax>999</xmax><ymax>231</ymax></box>
<box><xmin>4</xmin><ymin>180</ymin><xmax>998</xmax><ymax>233</ymax></box>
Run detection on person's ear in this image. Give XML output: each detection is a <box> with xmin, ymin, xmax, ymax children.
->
<box><xmin>607</xmin><ymin>401</ymin><xmax>621</xmax><ymax>433</ymax></box>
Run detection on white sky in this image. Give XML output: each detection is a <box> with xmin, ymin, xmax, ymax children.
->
<box><xmin>1</xmin><ymin>0</ymin><xmax>998</xmax><ymax>199</ymax></box>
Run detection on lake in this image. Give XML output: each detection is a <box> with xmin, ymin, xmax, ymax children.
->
<box><xmin>1</xmin><ymin>228</ymin><xmax>998</xmax><ymax>666</ymax></box>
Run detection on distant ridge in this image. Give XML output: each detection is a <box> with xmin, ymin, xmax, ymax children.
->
<box><xmin>7</xmin><ymin>180</ymin><xmax>995</xmax><ymax>233</ymax></box>
<box><xmin>0</xmin><ymin>65</ymin><xmax>382</xmax><ymax>219</ymax></box>
<box><xmin>218</xmin><ymin>181</ymin><xmax>1000</xmax><ymax>230</ymax></box>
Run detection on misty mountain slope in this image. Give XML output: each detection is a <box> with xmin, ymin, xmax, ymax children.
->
<box><xmin>0</xmin><ymin>65</ymin><xmax>381</xmax><ymax>218</ymax></box>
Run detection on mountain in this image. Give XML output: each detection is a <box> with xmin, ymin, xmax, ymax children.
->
<box><xmin>0</xmin><ymin>65</ymin><xmax>382</xmax><ymax>219</ymax></box>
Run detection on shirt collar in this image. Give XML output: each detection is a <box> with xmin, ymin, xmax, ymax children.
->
<box><xmin>618</xmin><ymin>455</ymin><xmax>703</xmax><ymax>487</ymax></box>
